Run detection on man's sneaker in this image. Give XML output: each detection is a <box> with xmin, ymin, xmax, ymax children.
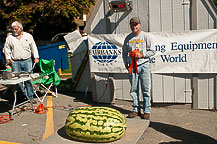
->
<box><xmin>140</xmin><ymin>113</ymin><xmax>150</xmax><ymax>120</ymax></box>
<box><xmin>31</xmin><ymin>99</ymin><xmax>37</xmax><ymax>104</ymax></box>
<box><xmin>127</xmin><ymin>111</ymin><xmax>141</xmax><ymax>118</ymax></box>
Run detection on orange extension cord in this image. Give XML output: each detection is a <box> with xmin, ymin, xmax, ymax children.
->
<box><xmin>33</xmin><ymin>103</ymin><xmax>92</xmax><ymax>114</ymax></box>
<box><xmin>0</xmin><ymin>104</ymin><xmax>92</xmax><ymax>124</ymax></box>
<box><xmin>0</xmin><ymin>80</ymin><xmax>107</xmax><ymax>123</ymax></box>
<box><xmin>0</xmin><ymin>114</ymin><xmax>12</xmax><ymax>124</ymax></box>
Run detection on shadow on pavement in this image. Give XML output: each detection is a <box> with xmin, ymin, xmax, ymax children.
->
<box><xmin>150</xmin><ymin>121</ymin><xmax>217</xmax><ymax>144</ymax></box>
<box><xmin>0</xmin><ymin>102</ymin><xmax>11</xmax><ymax>113</ymax></box>
<box><xmin>58</xmin><ymin>90</ymin><xmax>132</xmax><ymax>115</ymax></box>
<box><xmin>57</xmin><ymin>126</ymin><xmax>92</xmax><ymax>143</ymax></box>
<box><xmin>57</xmin><ymin>126</ymin><xmax>72</xmax><ymax>141</ymax></box>
<box><xmin>0</xmin><ymin>89</ymin><xmax>24</xmax><ymax>113</ymax></box>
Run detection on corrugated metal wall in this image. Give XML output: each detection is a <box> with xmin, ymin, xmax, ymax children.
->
<box><xmin>86</xmin><ymin>0</ymin><xmax>216</xmax><ymax>33</ymax></box>
<box><xmin>152</xmin><ymin>73</ymin><xmax>192</xmax><ymax>103</ymax></box>
<box><xmin>83</xmin><ymin>0</ymin><xmax>217</xmax><ymax>109</ymax></box>
<box><xmin>149</xmin><ymin>0</ymin><xmax>190</xmax><ymax>32</ymax></box>
<box><xmin>198</xmin><ymin>74</ymin><xmax>216</xmax><ymax>109</ymax></box>
<box><xmin>198</xmin><ymin>0</ymin><xmax>216</xmax><ymax>29</ymax></box>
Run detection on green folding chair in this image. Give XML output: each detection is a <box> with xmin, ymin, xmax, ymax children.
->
<box><xmin>32</xmin><ymin>59</ymin><xmax>61</xmax><ymax>102</ymax></box>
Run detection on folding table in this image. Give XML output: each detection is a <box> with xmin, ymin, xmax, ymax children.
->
<box><xmin>0</xmin><ymin>76</ymin><xmax>34</xmax><ymax>119</ymax></box>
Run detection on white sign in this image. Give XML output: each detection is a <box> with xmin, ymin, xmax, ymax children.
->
<box><xmin>88</xmin><ymin>29</ymin><xmax>217</xmax><ymax>73</ymax></box>
<box><xmin>88</xmin><ymin>34</ymin><xmax>128</xmax><ymax>73</ymax></box>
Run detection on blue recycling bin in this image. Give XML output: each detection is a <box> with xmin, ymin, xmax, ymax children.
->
<box><xmin>38</xmin><ymin>41</ymin><xmax>69</xmax><ymax>71</ymax></box>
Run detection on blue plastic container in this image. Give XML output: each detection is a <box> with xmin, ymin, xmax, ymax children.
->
<box><xmin>38</xmin><ymin>41</ymin><xmax>69</xmax><ymax>71</ymax></box>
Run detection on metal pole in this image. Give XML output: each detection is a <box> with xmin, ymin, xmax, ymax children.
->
<box><xmin>190</xmin><ymin>0</ymin><xmax>198</xmax><ymax>30</ymax></box>
<box><xmin>190</xmin><ymin>0</ymin><xmax>198</xmax><ymax>109</ymax></box>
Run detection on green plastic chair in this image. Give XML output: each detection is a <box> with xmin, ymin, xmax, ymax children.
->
<box><xmin>32</xmin><ymin>59</ymin><xmax>61</xmax><ymax>102</ymax></box>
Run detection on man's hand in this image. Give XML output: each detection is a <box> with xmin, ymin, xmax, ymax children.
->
<box><xmin>34</xmin><ymin>58</ymin><xmax>39</xmax><ymax>64</ymax></box>
<box><xmin>9</xmin><ymin>59</ymin><xmax>14</xmax><ymax>64</ymax></box>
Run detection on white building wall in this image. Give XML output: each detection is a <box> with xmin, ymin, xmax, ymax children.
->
<box><xmin>86</xmin><ymin>0</ymin><xmax>107</xmax><ymax>34</ymax></box>
<box><xmin>198</xmin><ymin>74</ymin><xmax>215</xmax><ymax>109</ymax></box>
<box><xmin>152</xmin><ymin>73</ymin><xmax>192</xmax><ymax>103</ymax></box>
<box><xmin>79</xmin><ymin>0</ymin><xmax>217</xmax><ymax>109</ymax></box>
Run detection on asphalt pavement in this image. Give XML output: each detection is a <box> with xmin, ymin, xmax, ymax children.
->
<box><xmin>0</xmin><ymin>83</ymin><xmax>217</xmax><ymax>144</ymax></box>
<box><xmin>137</xmin><ymin>105</ymin><xmax>217</xmax><ymax>144</ymax></box>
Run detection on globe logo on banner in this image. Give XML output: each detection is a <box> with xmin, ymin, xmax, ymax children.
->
<box><xmin>90</xmin><ymin>42</ymin><xmax>121</xmax><ymax>65</ymax></box>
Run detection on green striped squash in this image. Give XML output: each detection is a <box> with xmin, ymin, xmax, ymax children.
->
<box><xmin>65</xmin><ymin>107</ymin><xmax>127</xmax><ymax>142</ymax></box>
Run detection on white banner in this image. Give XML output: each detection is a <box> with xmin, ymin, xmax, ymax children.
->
<box><xmin>88</xmin><ymin>29</ymin><xmax>217</xmax><ymax>73</ymax></box>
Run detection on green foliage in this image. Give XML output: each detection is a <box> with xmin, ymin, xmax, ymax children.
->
<box><xmin>0</xmin><ymin>0</ymin><xmax>94</xmax><ymax>40</ymax></box>
<box><xmin>214</xmin><ymin>0</ymin><xmax>217</xmax><ymax>7</ymax></box>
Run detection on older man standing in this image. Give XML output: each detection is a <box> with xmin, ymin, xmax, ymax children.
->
<box><xmin>122</xmin><ymin>17</ymin><xmax>155</xmax><ymax>119</ymax></box>
<box><xmin>4</xmin><ymin>21</ymin><xmax>39</xmax><ymax>104</ymax></box>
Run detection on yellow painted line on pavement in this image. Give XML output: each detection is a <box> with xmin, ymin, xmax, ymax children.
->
<box><xmin>42</xmin><ymin>96</ymin><xmax>54</xmax><ymax>140</ymax></box>
<box><xmin>0</xmin><ymin>141</ymin><xmax>21</xmax><ymax>144</ymax></box>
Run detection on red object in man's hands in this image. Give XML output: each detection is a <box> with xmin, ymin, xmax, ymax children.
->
<box><xmin>129</xmin><ymin>49</ymin><xmax>140</xmax><ymax>73</ymax></box>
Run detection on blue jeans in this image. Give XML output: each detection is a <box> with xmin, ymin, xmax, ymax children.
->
<box><xmin>129</xmin><ymin>62</ymin><xmax>151</xmax><ymax>113</ymax></box>
<box><xmin>12</xmin><ymin>58</ymin><xmax>34</xmax><ymax>100</ymax></box>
